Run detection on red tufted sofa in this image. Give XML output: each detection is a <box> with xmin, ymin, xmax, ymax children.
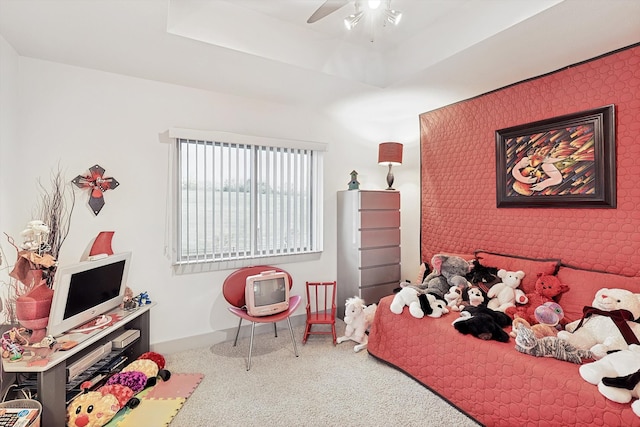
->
<box><xmin>367</xmin><ymin>251</ymin><xmax>640</xmax><ymax>427</ymax></box>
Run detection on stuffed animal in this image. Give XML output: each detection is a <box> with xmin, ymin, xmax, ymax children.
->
<box><xmin>337</xmin><ymin>296</ymin><xmax>377</xmax><ymax>352</ymax></box>
<box><xmin>534</xmin><ymin>301</ymin><xmax>565</xmax><ymax>328</ymax></box>
<box><xmin>465</xmin><ymin>286</ymin><xmax>485</xmax><ymax>307</ymax></box>
<box><xmin>486</xmin><ymin>269</ymin><xmax>527</xmax><ymax>312</ymax></box>
<box><xmin>445</xmin><ymin>280</ymin><xmax>482</xmax><ymax>311</ymax></box>
<box><xmin>602</xmin><ymin>370</ymin><xmax>640</xmax><ymax>417</ymax></box>
<box><xmin>579</xmin><ymin>343</ymin><xmax>640</xmax><ymax>416</ymax></box>
<box><xmin>390</xmin><ymin>286</ymin><xmax>448</xmax><ymax>319</ymax></box>
<box><xmin>452</xmin><ymin>305</ymin><xmax>512</xmax><ymax>342</ymax></box>
<box><xmin>67</xmin><ymin>351</ymin><xmax>170</xmax><ymax>427</ymax></box>
<box><xmin>444</xmin><ymin>283</ymin><xmax>466</xmax><ymax>311</ymax></box>
<box><xmin>465</xmin><ymin>259</ymin><xmax>500</xmax><ymax>292</ymax></box>
<box><xmin>505</xmin><ymin>274</ymin><xmax>569</xmax><ymax>323</ymax></box>
<box><xmin>514</xmin><ymin>324</ymin><xmax>592</xmax><ymax>364</ymax></box>
<box><xmin>415</xmin><ymin>262</ymin><xmax>431</xmax><ymax>284</ymax></box>
<box><xmin>510</xmin><ymin>317</ymin><xmax>558</xmax><ymax>339</ymax></box>
<box><xmin>420</xmin><ymin>254</ymin><xmax>471</xmax><ymax>301</ymax></box>
<box><xmin>557</xmin><ymin>288</ymin><xmax>640</xmax><ymax>359</ymax></box>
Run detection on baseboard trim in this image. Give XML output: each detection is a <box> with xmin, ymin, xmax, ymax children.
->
<box><xmin>151</xmin><ymin>313</ymin><xmax>307</xmax><ymax>354</ymax></box>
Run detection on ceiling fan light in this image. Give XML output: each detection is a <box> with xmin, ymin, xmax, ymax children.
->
<box><xmin>384</xmin><ymin>9</ymin><xmax>402</xmax><ymax>26</ymax></box>
<box><xmin>344</xmin><ymin>11</ymin><xmax>364</xmax><ymax>30</ymax></box>
<box><xmin>367</xmin><ymin>0</ymin><xmax>381</xmax><ymax>10</ymax></box>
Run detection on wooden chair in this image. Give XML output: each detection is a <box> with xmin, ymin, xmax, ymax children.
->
<box><xmin>302</xmin><ymin>281</ymin><xmax>337</xmax><ymax>345</ymax></box>
<box><xmin>222</xmin><ymin>265</ymin><xmax>301</xmax><ymax>370</ymax></box>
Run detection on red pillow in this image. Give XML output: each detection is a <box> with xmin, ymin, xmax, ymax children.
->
<box><xmin>474</xmin><ymin>250</ymin><xmax>561</xmax><ymax>294</ymax></box>
<box><xmin>556</xmin><ymin>265</ymin><xmax>640</xmax><ymax>323</ymax></box>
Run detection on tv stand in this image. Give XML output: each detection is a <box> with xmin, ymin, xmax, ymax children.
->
<box><xmin>2</xmin><ymin>303</ymin><xmax>154</xmax><ymax>427</ymax></box>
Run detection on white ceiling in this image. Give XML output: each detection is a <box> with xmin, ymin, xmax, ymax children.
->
<box><xmin>1</xmin><ymin>0</ymin><xmax>639</xmax><ymax>129</ymax></box>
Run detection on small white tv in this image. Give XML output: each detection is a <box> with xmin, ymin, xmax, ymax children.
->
<box><xmin>47</xmin><ymin>252</ymin><xmax>131</xmax><ymax>337</ymax></box>
<box><xmin>245</xmin><ymin>270</ymin><xmax>289</xmax><ymax>317</ymax></box>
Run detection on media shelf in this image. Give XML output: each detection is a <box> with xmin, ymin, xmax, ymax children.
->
<box><xmin>2</xmin><ymin>303</ymin><xmax>154</xmax><ymax>427</ymax></box>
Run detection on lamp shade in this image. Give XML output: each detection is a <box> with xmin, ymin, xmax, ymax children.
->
<box><xmin>378</xmin><ymin>142</ymin><xmax>403</xmax><ymax>165</ymax></box>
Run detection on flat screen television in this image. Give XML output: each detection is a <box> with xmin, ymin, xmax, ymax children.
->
<box><xmin>47</xmin><ymin>252</ymin><xmax>132</xmax><ymax>337</ymax></box>
<box><xmin>245</xmin><ymin>270</ymin><xmax>289</xmax><ymax>317</ymax></box>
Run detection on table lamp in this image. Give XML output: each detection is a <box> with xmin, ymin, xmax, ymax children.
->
<box><xmin>378</xmin><ymin>142</ymin><xmax>403</xmax><ymax>190</ymax></box>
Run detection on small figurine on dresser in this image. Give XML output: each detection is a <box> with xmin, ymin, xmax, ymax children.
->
<box><xmin>348</xmin><ymin>170</ymin><xmax>360</xmax><ymax>190</ymax></box>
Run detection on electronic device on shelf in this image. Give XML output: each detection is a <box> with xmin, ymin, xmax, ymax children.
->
<box><xmin>47</xmin><ymin>252</ymin><xmax>132</xmax><ymax>338</ymax></box>
<box><xmin>66</xmin><ymin>342</ymin><xmax>112</xmax><ymax>381</ymax></box>
<box><xmin>245</xmin><ymin>270</ymin><xmax>290</xmax><ymax>316</ymax></box>
<box><xmin>111</xmin><ymin>329</ymin><xmax>140</xmax><ymax>349</ymax></box>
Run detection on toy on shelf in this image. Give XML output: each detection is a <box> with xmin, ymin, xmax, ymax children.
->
<box><xmin>120</xmin><ymin>287</ymin><xmax>138</xmax><ymax>310</ymax></box>
<box><xmin>1</xmin><ymin>327</ymin><xmax>28</xmax><ymax>361</ymax></box>
<box><xmin>135</xmin><ymin>292</ymin><xmax>151</xmax><ymax>306</ymax></box>
<box><xmin>22</xmin><ymin>335</ymin><xmax>63</xmax><ymax>366</ymax></box>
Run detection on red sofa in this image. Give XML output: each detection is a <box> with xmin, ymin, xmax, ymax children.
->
<box><xmin>367</xmin><ymin>251</ymin><xmax>640</xmax><ymax>427</ymax></box>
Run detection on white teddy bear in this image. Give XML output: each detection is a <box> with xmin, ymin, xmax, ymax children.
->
<box><xmin>486</xmin><ymin>269</ymin><xmax>527</xmax><ymax>312</ymax></box>
<box><xmin>580</xmin><ymin>343</ymin><xmax>640</xmax><ymax>417</ymax></box>
<box><xmin>558</xmin><ymin>288</ymin><xmax>640</xmax><ymax>359</ymax></box>
<box><xmin>390</xmin><ymin>286</ymin><xmax>449</xmax><ymax>319</ymax></box>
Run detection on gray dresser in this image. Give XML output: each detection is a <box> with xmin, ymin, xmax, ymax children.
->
<box><xmin>336</xmin><ymin>190</ymin><xmax>401</xmax><ymax>319</ymax></box>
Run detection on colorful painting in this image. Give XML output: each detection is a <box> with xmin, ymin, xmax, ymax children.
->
<box><xmin>496</xmin><ymin>105</ymin><xmax>616</xmax><ymax>208</ymax></box>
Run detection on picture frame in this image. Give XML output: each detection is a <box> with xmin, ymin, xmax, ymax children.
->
<box><xmin>495</xmin><ymin>104</ymin><xmax>616</xmax><ymax>208</ymax></box>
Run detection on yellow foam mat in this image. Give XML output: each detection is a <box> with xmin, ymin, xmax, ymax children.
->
<box><xmin>103</xmin><ymin>373</ymin><xmax>203</xmax><ymax>427</ymax></box>
<box><xmin>114</xmin><ymin>398</ymin><xmax>186</xmax><ymax>427</ymax></box>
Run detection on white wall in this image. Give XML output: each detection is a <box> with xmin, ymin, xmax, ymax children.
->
<box><xmin>0</xmin><ymin>38</ymin><xmax>420</xmax><ymax>349</ymax></box>
<box><xmin>0</xmin><ymin>36</ymin><xmax>19</xmax><ymax>299</ymax></box>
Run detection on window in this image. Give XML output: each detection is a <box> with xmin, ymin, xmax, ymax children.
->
<box><xmin>173</xmin><ymin>130</ymin><xmax>324</xmax><ymax>266</ymax></box>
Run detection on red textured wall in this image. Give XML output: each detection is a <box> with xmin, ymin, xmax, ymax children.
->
<box><xmin>420</xmin><ymin>44</ymin><xmax>640</xmax><ymax>276</ymax></box>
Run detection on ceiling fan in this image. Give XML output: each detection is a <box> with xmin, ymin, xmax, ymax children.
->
<box><xmin>307</xmin><ymin>1</ymin><xmax>402</xmax><ymax>29</ymax></box>
<box><xmin>307</xmin><ymin>0</ymin><xmax>350</xmax><ymax>24</ymax></box>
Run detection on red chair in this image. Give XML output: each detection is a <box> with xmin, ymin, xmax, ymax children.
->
<box><xmin>222</xmin><ymin>266</ymin><xmax>301</xmax><ymax>370</ymax></box>
<box><xmin>302</xmin><ymin>281</ymin><xmax>337</xmax><ymax>345</ymax></box>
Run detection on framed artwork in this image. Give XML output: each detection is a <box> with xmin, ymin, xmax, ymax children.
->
<box><xmin>495</xmin><ymin>104</ymin><xmax>616</xmax><ymax>208</ymax></box>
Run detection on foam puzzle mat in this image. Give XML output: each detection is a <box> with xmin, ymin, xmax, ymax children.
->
<box><xmin>104</xmin><ymin>373</ymin><xmax>204</xmax><ymax>427</ymax></box>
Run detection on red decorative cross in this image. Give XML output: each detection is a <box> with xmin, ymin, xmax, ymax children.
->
<box><xmin>72</xmin><ymin>164</ymin><xmax>120</xmax><ymax>215</ymax></box>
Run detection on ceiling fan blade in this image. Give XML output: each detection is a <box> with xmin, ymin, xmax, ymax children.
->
<box><xmin>307</xmin><ymin>0</ymin><xmax>350</xmax><ymax>23</ymax></box>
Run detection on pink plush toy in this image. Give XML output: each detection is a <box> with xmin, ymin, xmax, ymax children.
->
<box><xmin>505</xmin><ymin>274</ymin><xmax>569</xmax><ymax>324</ymax></box>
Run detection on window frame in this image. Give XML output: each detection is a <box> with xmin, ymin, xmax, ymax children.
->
<box><xmin>168</xmin><ymin>128</ymin><xmax>325</xmax><ymax>271</ymax></box>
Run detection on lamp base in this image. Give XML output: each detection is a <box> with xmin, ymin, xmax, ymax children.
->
<box><xmin>385</xmin><ymin>164</ymin><xmax>395</xmax><ymax>190</ymax></box>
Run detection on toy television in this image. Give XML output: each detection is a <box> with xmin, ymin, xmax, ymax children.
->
<box><xmin>245</xmin><ymin>270</ymin><xmax>289</xmax><ymax>316</ymax></box>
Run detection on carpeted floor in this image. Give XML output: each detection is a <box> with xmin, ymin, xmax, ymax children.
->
<box><xmin>164</xmin><ymin>320</ymin><xmax>480</xmax><ymax>427</ymax></box>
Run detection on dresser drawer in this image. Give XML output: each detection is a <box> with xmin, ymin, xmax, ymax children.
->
<box><xmin>360</xmin><ymin>210</ymin><xmax>400</xmax><ymax>229</ymax></box>
<box><xmin>360</xmin><ymin>282</ymin><xmax>397</xmax><ymax>305</ymax></box>
<box><xmin>361</xmin><ymin>228</ymin><xmax>400</xmax><ymax>248</ymax></box>
<box><xmin>360</xmin><ymin>246</ymin><xmax>400</xmax><ymax>268</ymax></box>
<box><xmin>360</xmin><ymin>191</ymin><xmax>400</xmax><ymax>210</ymax></box>
<box><xmin>360</xmin><ymin>264</ymin><xmax>401</xmax><ymax>287</ymax></box>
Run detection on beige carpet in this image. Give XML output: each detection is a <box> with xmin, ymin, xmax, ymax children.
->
<box><xmin>165</xmin><ymin>320</ymin><xmax>480</xmax><ymax>427</ymax></box>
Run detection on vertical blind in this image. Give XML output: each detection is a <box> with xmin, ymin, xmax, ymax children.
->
<box><xmin>176</xmin><ymin>138</ymin><xmax>322</xmax><ymax>264</ymax></box>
